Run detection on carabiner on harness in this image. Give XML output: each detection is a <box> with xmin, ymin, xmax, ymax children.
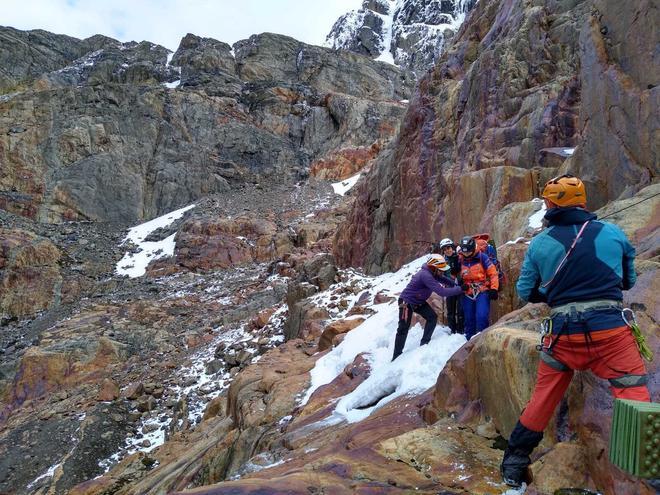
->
<box><xmin>536</xmin><ymin>317</ymin><xmax>553</xmax><ymax>352</ymax></box>
<box><xmin>465</xmin><ymin>282</ymin><xmax>482</xmax><ymax>301</ymax></box>
<box><xmin>622</xmin><ymin>308</ymin><xmax>653</xmax><ymax>362</ymax></box>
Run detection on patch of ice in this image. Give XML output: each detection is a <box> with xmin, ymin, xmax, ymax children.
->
<box><xmin>164</xmin><ymin>80</ymin><xmax>180</xmax><ymax>89</ymax></box>
<box><xmin>116</xmin><ymin>204</ymin><xmax>195</xmax><ymax>278</ymax></box>
<box><xmin>331</xmin><ymin>173</ymin><xmax>361</xmax><ymax>196</ymax></box>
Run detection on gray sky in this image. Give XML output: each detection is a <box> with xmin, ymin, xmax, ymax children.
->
<box><xmin>3</xmin><ymin>0</ymin><xmax>360</xmax><ymax>51</ymax></box>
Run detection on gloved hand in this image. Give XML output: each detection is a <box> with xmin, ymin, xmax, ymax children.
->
<box><xmin>460</xmin><ymin>283</ymin><xmax>469</xmax><ymax>291</ymax></box>
<box><xmin>489</xmin><ymin>289</ymin><xmax>499</xmax><ymax>300</ymax></box>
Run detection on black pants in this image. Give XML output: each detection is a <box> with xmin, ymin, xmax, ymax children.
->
<box><xmin>392</xmin><ymin>298</ymin><xmax>438</xmax><ymax>360</ymax></box>
<box><xmin>446</xmin><ymin>294</ymin><xmax>464</xmax><ymax>334</ymax></box>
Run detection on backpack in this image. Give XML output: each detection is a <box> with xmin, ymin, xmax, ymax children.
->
<box><xmin>474</xmin><ymin>233</ymin><xmax>506</xmax><ymax>290</ymax></box>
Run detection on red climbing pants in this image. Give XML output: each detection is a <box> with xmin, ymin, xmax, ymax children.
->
<box><xmin>520</xmin><ymin>326</ymin><xmax>650</xmax><ymax>432</ymax></box>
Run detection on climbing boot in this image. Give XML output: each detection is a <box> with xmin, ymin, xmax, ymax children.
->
<box><xmin>500</xmin><ymin>421</ymin><xmax>543</xmax><ymax>487</ymax></box>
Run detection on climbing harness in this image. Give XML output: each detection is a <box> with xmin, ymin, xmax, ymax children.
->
<box><xmin>399</xmin><ymin>300</ymin><xmax>410</xmax><ymax>322</ymax></box>
<box><xmin>465</xmin><ymin>282</ymin><xmax>483</xmax><ymax>300</ymax></box>
<box><xmin>621</xmin><ymin>308</ymin><xmax>654</xmax><ymax>362</ymax></box>
<box><xmin>535</xmin><ymin>316</ymin><xmax>573</xmax><ymax>371</ymax></box>
<box><xmin>550</xmin><ymin>299</ymin><xmax>623</xmax><ymax>316</ymax></box>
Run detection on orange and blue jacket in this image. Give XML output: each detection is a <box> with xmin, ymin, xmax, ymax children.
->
<box><xmin>459</xmin><ymin>252</ymin><xmax>499</xmax><ymax>295</ymax></box>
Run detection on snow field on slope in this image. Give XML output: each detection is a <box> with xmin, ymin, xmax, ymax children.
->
<box><xmin>302</xmin><ymin>255</ymin><xmax>467</xmax><ymax>423</ymax></box>
<box><xmin>116</xmin><ymin>204</ymin><xmax>195</xmax><ymax>277</ymax></box>
<box><xmin>331</xmin><ymin>172</ymin><xmax>361</xmax><ymax>195</ymax></box>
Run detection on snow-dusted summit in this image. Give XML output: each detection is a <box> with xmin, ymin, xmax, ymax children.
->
<box><xmin>325</xmin><ymin>0</ymin><xmax>476</xmax><ymax>73</ymax></box>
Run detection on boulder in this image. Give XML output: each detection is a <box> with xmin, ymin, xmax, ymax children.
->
<box><xmin>317</xmin><ymin>318</ymin><xmax>365</xmax><ymax>352</ymax></box>
<box><xmin>492</xmin><ymin>199</ymin><xmax>542</xmax><ymax>246</ymax></box>
<box><xmin>173</xmin><ymin>215</ymin><xmax>292</xmax><ymax>271</ymax></box>
<box><xmin>98</xmin><ymin>379</ymin><xmax>120</xmax><ymax>402</ymax></box>
<box><xmin>490</xmin><ymin>241</ymin><xmax>528</xmax><ymax>323</ymax></box>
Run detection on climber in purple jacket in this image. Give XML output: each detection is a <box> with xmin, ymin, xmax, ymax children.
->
<box><xmin>392</xmin><ymin>254</ymin><xmax>465</xmax><ymax>360</ymax></box>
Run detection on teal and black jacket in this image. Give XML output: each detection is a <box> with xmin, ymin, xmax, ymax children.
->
<box><xmin>516</xmin><ymin>207</ymin><xmax>636</xmax><ymax>332</ymax></box>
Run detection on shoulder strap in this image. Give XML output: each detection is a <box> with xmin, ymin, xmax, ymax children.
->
<box><xmin>541</xmin><ymin>220</ymin><xmax>590</xmax><ymax>289</ymax></box>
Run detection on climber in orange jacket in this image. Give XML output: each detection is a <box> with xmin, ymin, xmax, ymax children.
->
<box><xmin>458</xmin><ymin>236</ymin><xmax>499</xmax><ymax>340</ymax></box>
<box><xmin>500</xmin><ymin>174</ymin><xmax>651</xmax><ymax>488</ymax></box>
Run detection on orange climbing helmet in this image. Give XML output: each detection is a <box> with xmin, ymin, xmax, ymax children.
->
<box><xmin>542</xmin><ymin>174</ymin><xmax>586</xmax><ymax>207</ymax></box>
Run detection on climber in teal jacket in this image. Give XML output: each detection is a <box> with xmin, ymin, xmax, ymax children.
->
<box><xmin>501</xmin><ymin>174</ymin><xmax>648</xmax><ymax>489</ymax></box>
<box><xmin>515</xmin><ymin>200</ymin><xmax>636</xmax><ymax>333</ymax></box>
<box><xmin>516</xmin><ymin>209</ymin><xmax>636</xmax><ymax>307</ymax></box>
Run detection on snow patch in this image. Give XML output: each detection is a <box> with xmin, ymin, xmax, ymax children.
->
<box><xmin>331</xmin><ymin>173</ymin><xmax>361</xmax><ymax>196</ymax></box>
<box><xmin>501</xmin><ymin>237</ymin><xmax>526</xmax><ymax>248</ymax></box>
<box><xmin>527</xmin><ymin>199</ymin><xmax>547</xmax><ymax>230</ymax></box>
<box><xmin>374</xmin><ymin>1</ymin><xmax>396</xmax><ymax>64</ymax></box>
<box><xmin>26</xmin><ymin>463</ymin><xmax>61</xmax><ymax>490</ymax></box>
<box><xmin>163</xmin><ymin>80</ymin><xmax>180</xmax><ymax>89</ymax></box>
<box><xmin>116</xmin><ymin>204</ymin><xmax>195</xmax><ymax>278</ymax></box>
<box><xmin>302</xmin><ymin>256</ymin><xmax>466</xmax><ymax>423</ymax></box>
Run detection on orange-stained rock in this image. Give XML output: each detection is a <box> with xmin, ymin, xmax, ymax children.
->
<box><xmin>318</xmin><ymin>317</ymin><xmax>364</xmax><ymax>351</ymax></box>
<box><xmin>378</xmin><ymin>418</ymin><xmax>511</xmax><ymax>494</ymax></box>
<box><xmin>6</xmin><ymin>336</ymin><xmax>125</xmax><ymax>413</ymax></box>
<box><xmin>172</xmin><ymin>215</ymin><xmax>286</xmax><ymax>271</ymax></box>
<box><xmin>310</xmin><ymin>142</ymin><xmax>381</xmax><ymax>181</ymax></box>
<box><xmin>490</xmin><ymin>241</ymin><xmax>528</xmax><ymax>323</ymax></box>
<box><xmin>250</xmin><ymin>307</ymin><xmax>276</xmax><ymax>329</ymax></box>
<box><xmin>529</xmin><ymin>442</ymin><xmax>591</xmax><ymax>494</ymax></box>
<box><xmin>97</xmin><ymin>379</ymin><xmax>120</xmax><ymax>402</ymax></box>
<box><xmin>0</xmin><ymin>228</ymin><xmax>61</xmax><ymax>317</ymax></box>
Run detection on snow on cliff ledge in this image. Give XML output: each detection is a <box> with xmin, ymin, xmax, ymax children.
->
<box><xmin>116</xmin><ymin>205</ymin><xmax>195</xmax><ymax>278</ymax></box>
<box><xmin>325</xmin><ymin>0</ymin><xmax>477</xmax><ymax>72</ymax></box>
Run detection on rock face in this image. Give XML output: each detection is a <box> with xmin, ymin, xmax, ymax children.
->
<box><xmin>334</xmin><ymin>0</ymin><xmax>658</xmax><ymax>273</ymax></box>
<box><xmin>326</xmin><ymin>0</ymin><xmax>477</xmax><ymax>74</ymax></box>
<box><xmin>0</xmin><ymin>228</ymin><xmax>61</xmax><ymax>317</ymax></box>
<box><xmin>0</xmin><ymin>29</ymin><xmax>412</xmax><ymax>224</ymax></box>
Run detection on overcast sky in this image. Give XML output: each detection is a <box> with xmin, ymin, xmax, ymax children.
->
<box><xmin>3</xmin><ymin>0</ymin><xmax>361</xmax><ymax>51</ymax></box>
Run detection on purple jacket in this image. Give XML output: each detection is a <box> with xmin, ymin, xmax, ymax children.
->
<box><xmin>400</xmin><ymin>265</ymin><xmax>463</xmax><ymax>305</ymax></box>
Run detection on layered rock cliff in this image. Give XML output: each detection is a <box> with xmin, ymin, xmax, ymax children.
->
<box><xmin>334</xmin><ymin>0</ymin><xmax>658</xmax><ymax>273</ymax></box>
<box><xmin>0</xmin><ymin>0</ymin><xmax>658</xmax><ymax>494</ymax></box>
<box><xmin>1</xmin><ymin>28</ymin><xmax>412</xmax><ymax>224</ymax></box>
